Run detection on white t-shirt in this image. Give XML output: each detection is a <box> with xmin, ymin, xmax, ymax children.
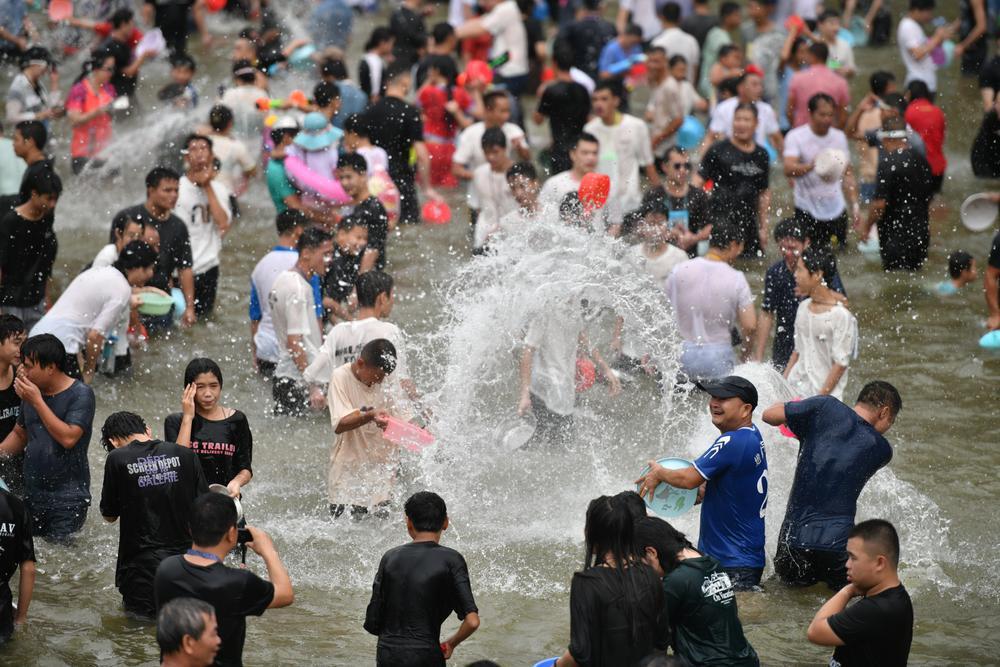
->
<box><xmin>651</xmin><ymin>27</ymin><xmax>700</xmax><ymax>82</ymax></box>
<box><xmin>175</xmin><ymin>176</ymin><xmax>233</xmax><ymax>276</ymax></box>
<box><xmin>209</xmin><ymin>133</ymin><xmax>256</xmax><ymax>195</ymax></box>
<box><xmin>709</xmin><ymin>96</ymin><xmax>780</xmax><ymax>147</ymax></box>
<box><xmin>622</xmin><ymin>243</ymin><xmax>686</xmax><ymax>358</ymax></box>
<box><xmin>663</xmin><ymin>257</ymin><xmax>753</xmax><ymax>345</ymax></box>
<box><xmin>481</xmin><ymin>0</ymin><xmax>529</xmax><ymax>78</ymax></box>
<box><xmin>92</xmin><ymin>243</ymin><xmax>118</xmax><ymax>268</ymax></box>
<box><xmin>219</xmin><ymin>85</ymin><xmax>269</xmax><ymax>149</ymax></box>
<box><xmin>304</xmin><ymin>317</ymin><xmax>409</xmax><ymax>385</ymax></box>
<box><xmin>826</xmin><ymin>37</ymin><xmax>855</xmax><ymax>75</ymax></box>
<box><xmin>539</xmin><ymin>170</ymin><xmax>582</xmax><ymax>212</ymax></box>
<box><xmin>583</xmin><ymin>114</ymin><xmax>654</xmax><ymax>223</ymax></box>
<box><xmin>472</xmin><ymin>162</ymin><xmax>518</xmax><ymax>249</ymax></box>
<box><xmin>448</xmin><ymin>0</ymin><xmax>476</xmax><ymax>26</ymax></box>
<box><xmin>898</xmin><ymin>16</ymin><xmax>936</xmax><ymax>91</ymax></box>
<box><xmin>622</xmin><ymin>0</ymin><xmax>661</xmax><ymax>41</ymax></box>
<box><xmin>269</xmin><ymin>269</ymin><xmax>322</xmax><ymax>381</ymax></box>
<box><xmin>357</xmin><ymin>145</ymin><xmax>390</xmax><ymax>173</ymax></box>
<box><xmin>787</xmin><ymin>299</ymin><xmax>858</xmax><ymax>401</ymax></box>
<box><xmin>30</xmin><ymin>266</ymin><xmax>130</xmax><ymax>354</ymax></box>
<box><xmin>524</xmin><ymin>304</ymin><xmax>584</xmax><ymax>415</ymax></box>
<box><xmin>783</xmin><ymin>124</ymin><xmax>850</xmax><ymax>220</ymax></box>
<box><xmin>454</xmin><ymin>122</ymin><xmax>526</xmax><ymax>208</ymax></box>
<box><xmin>251</xmin><ymin>247</ymin><xmax>299</xmax><ymax>363</ymax></box>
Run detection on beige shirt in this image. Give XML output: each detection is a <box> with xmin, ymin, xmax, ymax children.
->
<box><xmin>327</xmin><ymin>362</ymin><xmax>398</xmax><ymax>508</ymax></box>
<box><xmin>647</xmin><ymin>76</ymin><xmax>684</xmax><ymax>157</ymax></box>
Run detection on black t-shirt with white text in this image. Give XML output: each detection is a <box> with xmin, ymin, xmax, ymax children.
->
<box><xmin>0</xmin><ymin>378</ymin><xmax>22</xmax><ymax>497</ymax></box>
<box><xmin>163</xmin><ymin>411</ymin><xmax>252</xmax><ymax>488</ymax></box>
<box><xmin>99</xmin><ymin>439</ymin><xmax>208</xmax><ymax>586</ymax></box>
<box><xmin>699</xmin><ymin>140</ymin><xmax>770</xmax><ymax>214</ymax></box>
<box><xmin>155</xmin><ymin>556</ymin><xmax>275</xmax><ymax>667</ymax></box>
<box><xmin>0</xmin><ymin>489</ymin><xmax>34</xmax><ymax>638</ymax></box>
<box><xmin>828</xmin><ymin>584</ymin><xmax>913</xmax><ymax>667</ymax></box>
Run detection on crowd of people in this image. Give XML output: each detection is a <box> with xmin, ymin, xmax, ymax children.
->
<box><xmin>0</xmin><ymin>0</ymin><xmax>996</xmax><ymax>664</ymax></box>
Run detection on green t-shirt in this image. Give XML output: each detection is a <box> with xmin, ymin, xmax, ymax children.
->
<box><xmin>663</xmin><ymin>555</ymin><xmax>758</xmax><ymax>666</ymax></box>
<box><xmin>266</xmin><ymin>156</ymin><xmax>296</xmax><ymax>214</ymax></box>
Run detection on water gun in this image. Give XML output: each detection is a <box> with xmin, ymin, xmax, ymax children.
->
<box><xmin>456</xmin><ymin>52</ymin><xmax>510</xmax><ymax>87</ymax></box>
<box><xmin>606</xmin><ymin>52</ymin><xmax>646</xmax><ymax>76</ymax></box>
<box><xmin>255</xmin><ymin>89</ymin><xmax>309</xmax><ymax>112</ymax></box>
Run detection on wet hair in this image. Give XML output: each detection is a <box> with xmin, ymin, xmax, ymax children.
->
<box><xmin>100</xmin><ymin>411</ymin><xmax>148</xmax><ymax>452</ymax></box>
<box><xmin>24</xmin><ymin>168</ymin><xmax>62</xmax><ymax>198</ymax></box>
<box><xmin>183</xmin><ymin>357</ymin><xmax>223</xmax><ymax>388</ymax></box>
<box><xmin>20</xmin><ymin>334</ymin><xmax>66</xmax><ymax>372</ymax></box>
<box><xmin>734</xmin><ymin>101</ymin><xmax>758</xmax><ymax>120</ymax></box>
<box><xmin>404</xmin><ymin>491</ymin><xmax>448</xmax><ymax>532</ymax></box>
<box><xmin>338</xmin><ymin>214</ymin><xmax>369</xmax><ymax>235</ymax></box>
<box><xmin>146</xmin><ymin>166</ymin><xmax>181</xmax><ymax>189</ymax></box>
<box><xmin>906</xmin><ymin>79</ymin><xmax>932</xmax><ymax>102</ymax></box>
<box><xmin>15</xmin><ymin>119</ymin><xmax>47</xmax><ymax>150</ymax></box>
<box><xmin>78</xmin><ymin>49</ymin><xmax>115</xmax><ymax>83</ymax></box>
<box><xmin>270</xmin><ymin>124</ymin><xmax>298</xmax><ymax>145</ymax></box>
<box><xmin>818</xmin><ymin>8</ymin><xmax>840</xmax><ymax>23</ymax></box>
<box><xmin>583</xmin><ymin>496</ymin><xmax>646</xmax><ymax>641</ymax></box>
<box><xmin>232</xmin><ymin>59</ymin><xmax>257</xmax><ymax>83</ymax></box>
<box><xmin>314</xmin><ymin>81</ymin><xmax>340</xmax><ymax>108</ymax></box>
<box><xmin>157</xmin><ymin>598</ymin><xmax>215</xmax><ymax>656</ymax></box>
<box><xmin>113</xmin><ymin>240</ymin><xmax>157</xmax><ymax>273</ymax></box>
<box><xmin>881</xmin><ymin>113</ymin><xmax>907</xmax><ymax>134</ymax></box>
<box><xmin>856</xmin><ymin>380</ymin><xmax>902</xmax><ymax>416</ymax></box>
<box><xmin>615</xmin><ymin>491</ymin><xmax>647</xmax><ymax>521</ymax></box>
<box><xmin>948</xmin><ymin>250</ymin><xmax>974</xmax><ymax>278</ymax></box>
<box><xmin>808</xmin><ymin>41</ymin><xmax>829</xmax><ymax>62</ymax></box>
<box><xmin>594</xmin><ymin>79</ymin><xmax>621</xmax><ymax>98</ymax></box>
<box><xmin>337</xmin><ymin>151</ymin><xmax>368</xmax><ymax>175</ymax></box>
<box><xmin>483</xmin><ymin>89</ymin><xmax>508</xmax><ymax>110</ymax></box>
<box><xmin>432</xmin><ymin>22</ymin><xmax>455</xmax><ymax>44</ymax></box>
<box><xmin>553</xmin><ymin>42</ymin><xmax>575</xmax><ymax>71</ymax></box>
<box><xmin>718</xmin><ymin>76</ymin><xmax>740</xmax><ymax>98</ymax></box>
<box><xmin>359</xmin><ymin>338</ymin><xmax>397</xmax><ymax>374</ymax></box>
<box><xmin>506</xmin><ymin>161</ymin><xmax>538</xmax><ymax>182</ymax></box>
<box><xmin>620</xmin><ymin>208</ymin><xmax>646</xmax><ymax>239</ymax></box>
<box><xmin>909</xmin><ymin>0</ymin><xmax>934</xmax><ymax>10</ymax></box>
<box><xmin>297</xmin><ymin>225</ymin><xmax>333</xmax><ymax>252</ymax></box>
<box><xmin>169</xmin><ymin>53</ymin><xmax>196</xmax><ymax>71</ymax></box>
<box><xmin>344</xmin><ymin>113</ymin><xmax>370</xmax><ymax>138</ymax></box>
<box><xmin>800</xmin><ymin>245</ymin><xmax>837</xmax><ymax>281</ymax></box>
<box><xmin>481</xmin><ymin>126</ymin><xmax>507</xmax><ymax>151</ymax></box>
<box><xmin>320</xmin><ymin>58</ymin><xmax>348</xmax><ymax>80</ymax></box>
<box><xmin>182</xmin><ymin>133</ymin><xmax>213</xmax><ymax>152</ymax></box>
<box><xmin>808</xmin><ymin>92</ymin><xmax>835</xmax><ymax>113</ymax></box>
<box><xmin>110</xmin><ymin>8</ymin><xmax>133</xmax><ymax>28</ymax></box>
<box><xmin>718</xmin><ymin>43</ymin><xmax>741</xmax><ymax>60</ymax></box>
<box><xmin>709</xmin><ymin>221</ymin><xmax>743</xmax><ymax>250</ymax></box>
<box><xmin>645</xmin><ymin>45</ymin><xmax>667</xmax><ymax>59</ymax></box>
<box><xmin>573</xmin><ymin>132</ymin><xmax>599</xmax><ymax>150</ymax></box>
<box><xmin>719</xmin><ymin>1</ymin><xmax>740</xmax><ymax>18</ymax></box>
<box><xmin>364</xmin><ymin>26</ymin><xmax>394</xmax><ymax>51</ymax></box>
<box><xmin>274</xmin><ymin>210</ymin><xmax>305</xmax><ymax>236</ymax></box>
<box><xmin>190</xmin><ymin>492</ymin><xmax>238</xmax><ymax>546</ymax></box>
<box><xmin>19</xmin><ymin>46</ymin><xmax>51</xmax><ymax>71</ymax></box>
<box><xmin>623</xmin><ymin>23</ymin><xmax>643</xmax><ymax>38</ymax></box>
<box><xmin>384</xmin><ymin>62</ymin><xmax>411</xmax><ymax>85</ymax></box>
<box><xmin>849</xmin><ymin>519</ymin><xmax>900</xmax><ymax>567</ymax></box>
<box><xmin>663</xmin><ymin>145</ymin><xmax>688</xmax><ymax>163</ymax></box>
<box><xmin>870</xmin><ymin>70</ymin><xmax>896</xmax><ymax>96</ymax></box>
<box><xmin>634</xmin><ymin>516</ymin><xmax>694</xmax><ymax>574</ymax></box>
<box><xmin>668</xmin><ymin>54</ymin><xmax>688</xmax><ymax>68</ymax></box>
<box><xmin>111</xmin><ymin>214</ymin><xmax>144</xmax><ymax>240</ymax></box>
<box><xmin>208</xmin><ymin>104</ymin><xmax>234</xmax><ymax>132</ymax></box>
<box><xmin>659</xmin><ymin>1</ymin><xmax>681</xmax><ymax>22</ymax></box>
<box><xmin>0</xmin><ymin>314</ymin><xmax>24</xmax><ymax>344</ymax></box>
<box><xmin>356</xmin><ymin>271</ymin><xmax>394</xmax><ymax>308</ymax></box>
<box><xmin>424</xmin><ymin>54</ymin><xmax>455</xmax><ymax>79</ymax></box>
<box><xmin>773</xmin><ymin>215</ymin><xmax>807</xmax><ymax>242</ymax></box>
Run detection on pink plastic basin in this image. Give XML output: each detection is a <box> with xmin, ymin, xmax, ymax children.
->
<box><xmin>382</xmin><ymin>416</ymin><xmax>436</xmax><ymax>453</ymax></box>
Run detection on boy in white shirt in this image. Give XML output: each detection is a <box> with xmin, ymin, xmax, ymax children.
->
<box><xmin>897</xmin><ymin>0</ymin><xmax>954</xmax><ymax>94</ymax></box>
<box><xmin>471</xmin><ymin>128</ymin><xmax>518</xmax><ymax>252</ymax></box>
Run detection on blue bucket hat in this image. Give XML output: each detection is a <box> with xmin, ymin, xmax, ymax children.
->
<box><xmin>294</xmin><ymin>111</ymin><xmax>342</xmax><ymax>151</ymax></box>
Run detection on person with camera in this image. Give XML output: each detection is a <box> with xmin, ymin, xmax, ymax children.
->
<box><xmin>154</xmin><ymin>493</ymin><xmax>294</xmax><ymax>667</ymax></box>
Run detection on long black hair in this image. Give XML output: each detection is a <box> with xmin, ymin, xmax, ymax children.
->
<box><xmin>634</xmin><ymin>516</ymin><xmax>695</xmax><ymax>575</ymax></box>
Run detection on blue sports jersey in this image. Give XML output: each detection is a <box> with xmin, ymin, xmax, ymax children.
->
<box><xmin>693</xmin><ymin>424</ymin><xmax>768</xmax><ymax>568</ymax></box>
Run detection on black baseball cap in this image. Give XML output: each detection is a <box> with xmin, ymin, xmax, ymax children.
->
<box><xmin>695</xmin><ymin>376</ymin><xmax>758</xmax><ymax>409</ymax></box>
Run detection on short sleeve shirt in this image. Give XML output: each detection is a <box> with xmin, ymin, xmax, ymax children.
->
<box><xmin>480</xmin><ymin>0</ymin><xmax>529</xmax><ymax>77</ymax></box>
<box><xmin>266</xmin><ymin>158</ymin><xmax>297</xmax><ymax>214</ymax></box>
<box><xmin>828</xmin><ymin>585</ymin><xmax>913</xmax><ymax>667</ymax></box>
<box><xmin>269</xmin><ymin>270</ymin><xmax>322</xmax><ymax>381</ymax></box>
<box><xmin>783</xmin><ymin>125</ymin><xmax>850</xmax><ymax>220</ymax></box>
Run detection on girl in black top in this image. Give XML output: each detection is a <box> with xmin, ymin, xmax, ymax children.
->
<box><xmin>164</xmin><ymin>358</ymin><xmax>252</xmax><ymax>496</ymax></box>
<box><xmin>556</xmin><ymin>495</ymin><xmax>669</xmax><ymax>667</ymax></box>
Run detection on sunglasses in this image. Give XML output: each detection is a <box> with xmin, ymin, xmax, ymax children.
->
<box><xmin>671</xmin><ymin>162</ymin><xmax>691</xmax><ymax>169</ymax></box>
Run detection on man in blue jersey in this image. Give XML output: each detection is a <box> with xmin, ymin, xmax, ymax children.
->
<box><xmin>637</xmin><ymin>375</ymin><xmax>768</xmax><ymax>590</ymax></box>
<box><xmin>762</xmin><ymin>380</ymin><xmax>901</xmax><ymax>591</ymax></box>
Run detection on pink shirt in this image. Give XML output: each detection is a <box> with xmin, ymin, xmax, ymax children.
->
<box><xmin>788</xmin><ymin>65</ymin><xmax>850</xmax><ymax>129</ymax></box>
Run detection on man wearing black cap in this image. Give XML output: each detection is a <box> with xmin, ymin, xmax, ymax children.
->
<box><xmin>637</xmin><ymin>375</ymin><xmax>768</xmax><ymax>590</ymax></box>
<box><xmin>763</xmin><ymin>380</ymin><xmax>900</xmax><ymax>591</ymax></box>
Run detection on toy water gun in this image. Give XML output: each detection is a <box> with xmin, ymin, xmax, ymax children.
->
<box><xmin>456</xmin><ymin>52</ymin><xmax>511</xmax><ymax>87</ymax></box>
<box><xmin>255</xmin><ymin>89</ymin><xmax>309</xmax><ymax>112</ymax></box>
<box><xmin>606</xmin><ymin>52</ymin><xmax>646</xmax><ymax>76</ymax></box>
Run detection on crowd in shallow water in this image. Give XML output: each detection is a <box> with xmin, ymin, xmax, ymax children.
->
<box><xmin>0</xmin><ymin>0</ymin><xmax>997</xmax><ymax>664</ymax></box>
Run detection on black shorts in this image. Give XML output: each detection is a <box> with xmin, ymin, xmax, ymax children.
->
<box><xmin>929</xmin><ymin>173</ymin><xmax>944</xmax><ymax>194</ymax></box>
<box><xmin>720</xmin><ymin>566</ymin><xmax>763</xmax><ymax>591</ymax></box>
<box><xmin>376</xmin><ymin>644</ymin><xmax>445</xmax><ymax>667</ymax></box>
<box><xmin>525</xmin><ymin>393</ymin><xmax>574</xmax><ymax>448</ymax></box>
<box><xmin>795</xmin><ymin>208</ymin><xmax>849</xmax><ymax>249</ymax></box>
<box><xmin>774</xmin><ymin>533</ymin><xmax>847</xmax><ymax>591</ymax></box>
<box><xmin>194</xmin><ymin>266</ymin><xmax>219</xmax><ymax>317</ymax></box>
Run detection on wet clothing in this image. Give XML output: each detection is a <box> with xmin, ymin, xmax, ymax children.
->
<box><xmin>0</xmin><ymin>209</ymin><xmax>57</xmax><ymax>308</ymax></box>
<box><xmin>19</xmin><ymin>379</ymin><xmax>94</xmax><ymax>539</ymax></box>
<box><xmin>111</xmin><ymin>204</ymin><xmax>193</xmax><ymax>292</ymax></box>
<box><xmin>342</xmin><ymin>196</ymin><xmax>389</xmax><ymax>271</ymax></box>
<box><xmin>367</xmin><ymin>96</ymin><xmax>423</xmax><ymax>225</ymax></box>
<box><xmin>556</xmin><ymin>17</ymin><xmax>617</xmax><ymax>80</ymax></box>
<box><xmin>567</xmin><ymin>563</ymin><xmax>669</xmax><ymax>666</ymax></box>
<box><xmin>389</xmin><ymin>5</ymin><xmax>427</xmax><ymax>69</ymax></box>
<box><xmin>0</xmin><ymin>489</ymin><xmax>33</xmax><ymax>641</ymax></box>
<box><xmin>0</xmin><ymin>377</ymin><xmax>22</xmax><ymax>496</ymax></box>
<box><xmin>699</xmin><ymin>140</ymin><xmax>770</xmax><ymax>256</ymax></box>
<box><xmin>537</xmin><ymin>80</ymin><xmax>591</xmax><ymax>174</ymax></box>
<box><xmin>970</xmin><ymin>110</ymin><xmax>1000</xmax><ymax>179</ymax></box>
<box><xmin>773</xmin><ymin>537</ymin><xmax>848</xmax><ymax>590</ymax></box>
<box><xmin>692</xmin><ymin>425</ymin><xmax>768</xmax><ymax>570</ymax></box>
<box><xmin>100</xmin><ymin>438</ymin><xmax>208</xmax><ymax>618</ymax></box>
<box><xmin>662</xmin><ymin>555</ymin><xmax>758</xmax><ymax>666</ymax></box>
<box><xmin>828</xmin><ymin>585</ymin><xmax>913</xmax><ymax>667</ymax></box>
<box><xmin>144</xmin><ymin>0</ymin><xmax>195</xmax><ymax>53</ymax></box>
<box><xmin>66</xmin><ymin>79</ymin><xmax>115</xmax><ymax>160</ymax></box>
<box><xmin>163</xmin><ymin>411</ymin><xmax>253</xmax><ymax>488</ymax></box>
<box><xmin>778</xmin><ymin>396</ymin><xmax>892</xmax><ymax>556</ymax></box>
<box><xmin>155</xmin><ymin>555</ymin><xmax>275</xmax><ymax>667</ymax></box>
<box><xmin>872</xmin><ymin>147</ymin><xmax>932</xmax><ymax>271</ymax></box>
<box><xmin>364</xmin><ymin>541</ymin><xmax>478</xmax><ymax>662</ymax></box>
